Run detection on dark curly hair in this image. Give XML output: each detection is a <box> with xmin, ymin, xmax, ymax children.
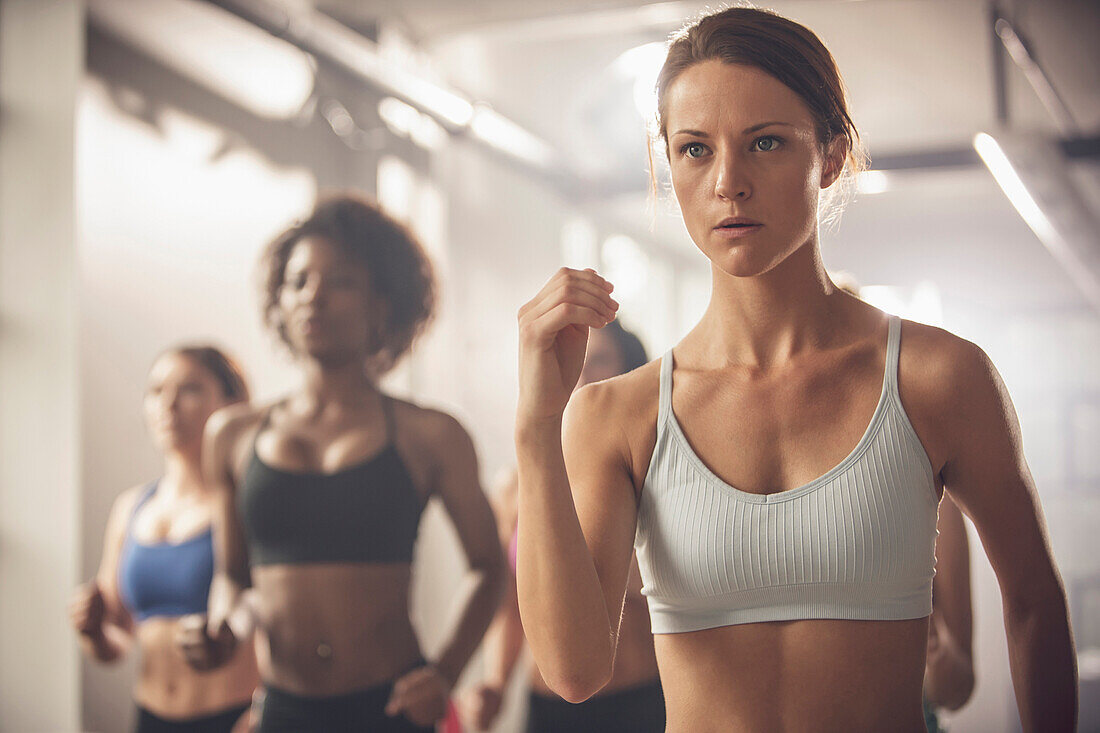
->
<box><xmin>261</xmin><ymin>193</ymin><xmax>436</xmax><ymax>373</ymax></box>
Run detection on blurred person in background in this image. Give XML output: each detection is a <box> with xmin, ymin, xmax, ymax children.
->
<box><xmin>178</xmin><ymin>194</ymin><xmax>504</xmax><ymax>732</ymax></box>
<box><xmin>70</xmin><ymin>345</ymin><xmax>257</xmax><ymax>733</ymax></box>
<box><xmin>514</xmin><ymin>7</ymin><xmax>1074</xmax><ymax>733</ymax></box>
<box><xmin>465</xmin><ymin>319</ymin><xmax>664</xmax><ymax>732</ymax></box>
<box><xmin>924</xmin><ymin>496</ymin><xmax>974</xmax><ymax>732</ymax></box>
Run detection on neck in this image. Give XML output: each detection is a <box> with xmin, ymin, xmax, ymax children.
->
<box><xmin>692</xmin><ymin>241</ymin><xmax>846</xmax><ymax>369</ymax></box>
<box><xmin>160</xmin><ymin>448</ymin><xmax>205</xmax><ymax>497</ymax></box>
<box><xmin>299</xmin><ymin>355</ymin><xmax>377</xmax><ymax>410</ymax></box>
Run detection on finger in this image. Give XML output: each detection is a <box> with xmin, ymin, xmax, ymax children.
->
<box><xmin>533</xmin><ymin>302</ymin><xmax>612</xmax><ymax>338</ymax></box>
<box><xmin>383</xmin><ymin>690</ymin><xmax>404</xmax><ymax>716</ymax></box>
<box><xmin>553</xmin><ymin>280</ymin><xmax>619</xmax><ymax>316</ymax></box>
<box><xmin>563</xmin><ymin>266</ymin><xmax>613</xmax><ymax>292</ymax></box>
<box><xmin>524</xmin><ymin>275</ymin><xmax>619</xmax><ymax>323</ymax></box>
<box><xmin>520</xmin><ymin>268</ymin><xmax>615</xmax><ymax>319</ymax></box>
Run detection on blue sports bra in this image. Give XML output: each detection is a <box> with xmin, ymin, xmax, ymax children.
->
<box><xmin>634</xmin><ymin>316</ymin><xmax>939</xmax><ymax>633</ymax></box>
<box><xmin>117</xmin><ymin>482</ymin><xmax>214</xmax><ymax>621</ymax></box>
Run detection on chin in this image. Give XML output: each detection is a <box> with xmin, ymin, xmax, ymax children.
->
<box><xmin>157</xmin><ymin>433</ymin><xmax>197</xmax><ymax>451</ymax></box>
<box><xmin>706</xmin><ymin>249</ymin><xmax>780</xmax><ymax>279</ymax></box>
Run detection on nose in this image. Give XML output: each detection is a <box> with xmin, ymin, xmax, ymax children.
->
<box><xmin>714</xmin><ymin>149</ymin><xmax>751</xmax><ymax>201</ymax></box>
<box><xmin>163</xmin><ymin>387</ymin><xmax>182</xmax><ymax>414</ymax></box>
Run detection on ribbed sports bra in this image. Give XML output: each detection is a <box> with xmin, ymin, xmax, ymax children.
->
<box><xmin>634</xmin><ymin>316</ymin><xmax>939</xmax><ymax>634</ymax></box>
<box><xmin>239</xmin><ymin>396</ymin><xmax>426</xmax><ymax>566</ymax></box>
<box><xmin>118</xmin><ymin>482</ymin><xmax>214</xmax><ymax>621</ymax></box>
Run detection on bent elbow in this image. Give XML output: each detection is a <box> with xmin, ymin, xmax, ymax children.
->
<box><xmin>546</xmin><ymin>662</ymin><xmax>613</xmax><ymax>704</ymax></box>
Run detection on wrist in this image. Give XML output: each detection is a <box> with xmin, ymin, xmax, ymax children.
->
<box><xmin>515</xmin><ymin>415</ymin><xmax>562</xmax><ymax>445</ymax></box>
<box><xmin>430</xmin><ymin>660</ymin><xmax>460</xmax><ymax>692</ymax></box>
<box><xmin>79</xmin><ymin>623</ymin><xmax>107</xmax><ymax>642</ymax></box>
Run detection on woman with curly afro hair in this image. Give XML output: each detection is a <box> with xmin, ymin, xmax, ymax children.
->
<box><xmin>179</xmin><ymin>194</ymin><xmax>505</xmax><ymax>732</ymax></box>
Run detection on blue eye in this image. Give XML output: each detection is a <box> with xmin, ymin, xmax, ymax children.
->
<box><xmin>754</xmin><ymin>136</ymin><xmax>782</xmax><ymax>152</ymax></box>
<box><xmin>681</xmin><ymin>142</ymin><xmax>707</xmax><ymax>158</ymax></box>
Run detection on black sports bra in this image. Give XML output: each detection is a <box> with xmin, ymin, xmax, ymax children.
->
<box><xmin>238</xmin><ymin>396</ymin><xmax>426</xmax><ymax>566</ymax></box>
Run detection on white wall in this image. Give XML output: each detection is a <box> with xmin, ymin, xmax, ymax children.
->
<box><xmin>0</xmin><ymin>2</ymin><xmax>84</xmax><ymax>730</ymax></box>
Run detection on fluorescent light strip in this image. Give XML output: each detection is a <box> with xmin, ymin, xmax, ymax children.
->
<box><xmin>974</xmin><ymin>133</ymin><xmax>1058</xmax><ymax>241</ymax></box>
<box><xmin>975</xmin><ymin>132</ymin><xmax>1100</xmax><ymax>310</ymax></box>
<box><xmin>469</xmin><ymin>107</ymin><xmax>556</xmax><ymax>168</ymax></box>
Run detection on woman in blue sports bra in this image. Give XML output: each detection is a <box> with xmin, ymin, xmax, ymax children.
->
<box><xmin>513</xmin><ymin>7</ymin><xmax>1076</xmax><ymax>733</ymax></box>
<box><xmin>69</xmin><ymin>346</ymin><xmax>258</xmax><ymax>733</ymax></box>
<box><xmin>177</xmin><ymin>194</ymin><xmax>505</xmax><ymax>733</ymax></box>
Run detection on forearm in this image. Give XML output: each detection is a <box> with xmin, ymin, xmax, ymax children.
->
<box><xmin>432</xmin><ymin>560</ymin><xmax>506</xmax><ymax>688</ymax></box>
<box><xmin>482</xmin><ymin>582</ymin><xmax>525</xmax><ymax>690</ymax></box>
<box><xmin>1004</xmin><ymin>592</ymin><xmax>1077</xmax><ymax>732</ymax></box>
<box><xmin>79</xmin><ymin>623</ymin><xmax>130</xmax><ymax>663</ymax></box>
<box><xmin>515</xmin><ymin>419</ymin><xmax>613</xmax><ymax>701</ymax></box>
<box><xmin>208</xmin><ymin>571</ymin><xmax>249</xmax><ymax>631</ymax></box>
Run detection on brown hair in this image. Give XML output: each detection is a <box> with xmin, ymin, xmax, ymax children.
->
<box><xmin>261</xmin><ymin>193</ymin><xmax>436</xmax><ymax>373</ymax></box>
<box><xmin>652</xmin><ymin>6</ymin><xmax>867</xmax><ymax>223</ymax></box>
<box><xmin>168</xmin><ymin>345</ymin><xmax>250</xmax><ymax>404</ymax></box>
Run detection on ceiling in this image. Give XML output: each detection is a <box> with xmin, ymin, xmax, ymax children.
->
<box><xmin>115</xmin><ymin>0</ymin><xmax>1099</xmax><ymax>313</ymax></box>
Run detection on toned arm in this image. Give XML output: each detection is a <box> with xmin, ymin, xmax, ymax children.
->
<box><xmin>70</xmin><ymin>488</ymin><xmax>138</xmax><ymax>663</ymax></box>
<box><xmin>516</xmin><ymin>380</ymin><xmax>639</xmax><ymax>702</ymax></box>
<box><xmin>930</xmin><ymin>337</ymin><xmax>1076</xmax><ymax>731</ymax></box>
<box><xmin>177</xmin><ymin>404</ymin><xmax>256</xmax><ymax>670</ymax></box>
<box><xmin>421</xmin><ymin>412</ymin><xmax>507</xmax><ymax>688</ymax></box>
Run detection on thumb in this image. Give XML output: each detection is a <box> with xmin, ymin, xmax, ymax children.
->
<box><xmin>385</xmin><ymin>674</ymin><xmax>411</xmax><ymax>717</ymax></box>
<box><xmin>384</xmin><ymin>688</ymin><xmax>402</xmax><ymax>717</ymax></box>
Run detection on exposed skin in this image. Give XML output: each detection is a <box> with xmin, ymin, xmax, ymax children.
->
<box><xmin>514</xmin><ymin>61</ymin><xmax>1076</xmax><ymax>732</ymax></box>
<box><xmin>178</xmin><ymin>236</ymin><xmax>505</xmax><ymax>728</ymax></box>
<box><xmin>925</xmin><ymin>495</ymin><xmax>975</xmax><ymax>711</ymax></box>
<box><xmin>69</xmin><ymin>353</ymin><xmax>257</xmax><ymax>729</ymax></box>
<box><xmin>464</xmin><ymin>328</ymin><xmax>660</xmax><ymax>731</ymax></box>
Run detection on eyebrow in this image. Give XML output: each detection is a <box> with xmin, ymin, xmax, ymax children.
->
<box><xmin>670</xmin><ymin>121</ymin><xmax>795</xmax><ymax>138</ymax></box>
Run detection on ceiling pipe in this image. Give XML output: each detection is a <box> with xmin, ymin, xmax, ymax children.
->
<box><xmin>993</xmin><ymin>9</ymin><xmax>1080</xmax><ymax>136</ymax></box>
<box><xmin>200</xmin><ymin>0</ymin><xmax>571</xmax><ymax>185</ymax></box>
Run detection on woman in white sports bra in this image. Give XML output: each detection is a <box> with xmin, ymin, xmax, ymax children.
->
<box><xmin>513</xmin><ymin>7</ymin><xmax>1076</xmax><ymax>733</ymax></box>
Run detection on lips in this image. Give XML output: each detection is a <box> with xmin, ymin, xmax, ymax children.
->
<box><xmin>714</xmin><ymin>216</ymin><xmax>762</xmax><ymax>230</ymax></box>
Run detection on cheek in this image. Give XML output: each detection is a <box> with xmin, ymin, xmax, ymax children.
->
<box><xmin>142</xmin><ymin>397</ymin><xmax>160</xmax><ymax>423</ymax></box>
<box><xmin>671</xmin><ymin>168</ymin><xmax>709</xmax><ymax>226</ymax></box>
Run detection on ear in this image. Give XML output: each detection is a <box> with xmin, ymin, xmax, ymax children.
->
<box><xmin>820</xmin><ymin>137</ymin><xmax>847</xmax><ymax>189</ymax></box>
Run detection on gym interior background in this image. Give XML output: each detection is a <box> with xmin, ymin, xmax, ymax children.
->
<box><xmin>1</xmin><ymin>1</ymin><xmax>1097</xmax><ymax>730</ymax></box>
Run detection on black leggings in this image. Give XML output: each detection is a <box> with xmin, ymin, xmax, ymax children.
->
<box><xmin>258</xmin><ymin>683</ymin><xmax>435</xmax><ymax>733</ymax></box>
<box><xmin>526</xmin><ymin>679</ymin><xmax>666</xmax><ymax>733</ymax></box>
<box><xmin>134</xmin><ymin>703</ymin><xmax>249</xmax><ymax>733</ymax></box>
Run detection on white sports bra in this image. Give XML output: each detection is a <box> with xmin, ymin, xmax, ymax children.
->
<box><xmin>634</xmin><ymin>316</ymin><xmax>938</xmax><ymax>634</ymax></box>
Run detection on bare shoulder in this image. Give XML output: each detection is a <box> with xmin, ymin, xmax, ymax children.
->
<box><xmin>108</xmin><ymin>484</ymin><xmax>148</xmax><ymax>528</ymax></box>
<box><xmin>206</xmin><ymin>401</ymin><xmax>266</xmax><ymax>447</ymax></box>
<box><xmin>388</xmin><ymin>396</ymin><xmax>472</xmax><ymax>450</ymax></box>
<box><xmin>565</xmin><ymin>359</ymin><xmax>662</xmax><ymax>483</ymax></box>
<box><xmin>897</xmin><ymin>319</ymin><xmax>1009</xmax><ymax>469</ymax></box>
<box><xmin>568</xmin><ymin>360</ymin><xmax>660</xmax><ymax>425</ymax></box>
<box><xmin>898</xmin><ymin>319</ymin><xmax>1000</xmax><ymax>407</ymax></box>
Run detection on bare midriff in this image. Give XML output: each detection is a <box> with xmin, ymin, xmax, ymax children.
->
<box><xmin>251</xmin><ymin>563</ymin><xmax>423</xmax><ymax>696</ymax></box>
<box><xmin>134</xmin><ymin>619</ymin><xmax>257</xmax><ymax>719</ymax></box>
<box><xmin>654</xmin><ymin>617</ymin><xmax>929</xmax><ymax>733</ymax></box>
